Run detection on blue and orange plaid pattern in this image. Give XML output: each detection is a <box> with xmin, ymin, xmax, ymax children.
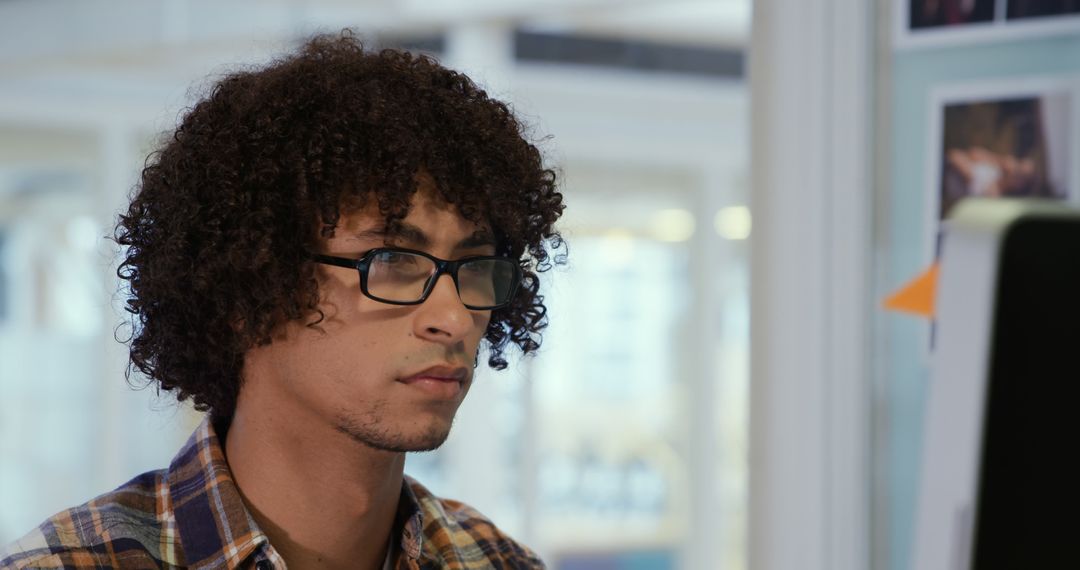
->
<box><xmin>0</xmin><ymin>418</ymin><xmax>543</xmax><ymax>569</ymax></box>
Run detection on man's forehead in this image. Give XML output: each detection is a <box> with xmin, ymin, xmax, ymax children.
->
<box><xmin>332</xmin><ymin>192</ymin><xmax>496</xmax><ymax>250</ymax></box>
<box><xmin>332</xmin><ymin>172</ymin><xmax>495</xmax><ymax>247</ymax></box>
<box><xmin>337</xmin><ymin>195</ymin><xmax>491</xmax><ymax>233</ymax></box>
<box><xmin>344</xmin><ymin>220</ymin><xmax>495</xmax><ymax>248</ymax></box>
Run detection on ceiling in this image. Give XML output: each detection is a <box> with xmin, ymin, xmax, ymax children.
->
<box><xmin>0</xmin><ymin>0</ymin><xmax>749</xmax><ymax>129</ymax></box>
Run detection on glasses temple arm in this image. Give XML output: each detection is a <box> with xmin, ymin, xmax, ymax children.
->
<box><xmin>308</xmin><ymin>252</ymin><xmax>361</xmax><ymax>269</ymax></box>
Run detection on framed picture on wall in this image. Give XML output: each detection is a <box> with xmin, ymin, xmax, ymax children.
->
<box><xmin>919</xmin><ymin>76</ymin><xmax>1079</xmax><ymax>355</ymax></box>
<box><xmin>1007</xmin><ymin>0</ymin><xmax>1080</xmax><ymax>21</ymax></box>
<box><xmin>908</xmin><ymin>0</ymin><xmax>997</xmax><ymax>30</ymax></box>
<box><xmin>925</xmin><ymin>77</ymin><xmax>1078</xmax><ymax>259</ymax></box>
<box><xmin>896</xmin><ymin>0</ymin><xmax>1080</xmax><ymax>48</ymax></box>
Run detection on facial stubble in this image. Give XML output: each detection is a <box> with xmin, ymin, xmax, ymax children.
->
<box><xmin>333</xmin><ymin>400</ymin><xmax>456</xmax><ymax>453</ymax></box>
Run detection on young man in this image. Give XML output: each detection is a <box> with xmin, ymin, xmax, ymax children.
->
<box><xmin>1</xmin><ymin>31</ymin><xmax>564</xmax><ymax>570</ymax></box>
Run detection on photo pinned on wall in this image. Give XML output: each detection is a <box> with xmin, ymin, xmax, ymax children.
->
<box><xmin>927</xmin><ymin>78</ymin><xmax>1076</xmax><ymax>260</ymax></box>
<box><xmin>1007</xmin><ymin>0</ymin><xmax>1080</xmax><ymax>20</ymax></box>
<box><xmin>909</xmin><ymin>0</ymin><xmax>996</xmax><ymax>29</ymax></box>
<box><xmin>922</xmin><ymin>77</ymin><xmax>1076</xmax><ymax>354</ymax></box>
<box><xmin>897</xmin><ymin>0</ymin><xmax>1080</xmax><ymax>48</ymax></box>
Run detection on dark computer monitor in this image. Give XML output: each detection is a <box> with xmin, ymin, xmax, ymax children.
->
<box><xmin>914</xmin><ymin>199</ymin><xmax>1080</xmax><ymax>570</ymax></box>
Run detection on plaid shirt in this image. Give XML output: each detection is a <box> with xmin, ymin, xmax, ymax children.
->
<box><xmin>0</xmin><ymin>418</ymin><xmax>543</xmax><ymax>569</ymax></box>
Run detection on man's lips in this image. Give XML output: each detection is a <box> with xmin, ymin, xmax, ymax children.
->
<box><xmin>398</xmin><ymin>365</ymin><xmax>469</xmax><ymax>399</ymax></box>
<box><xmin>399</xmin><ymin>365</ymin><xmax>468</xmax><ymax>384</ymax></box>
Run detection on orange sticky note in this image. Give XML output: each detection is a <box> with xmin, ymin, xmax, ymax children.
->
<box><xmin>883</xmin><ymin>263</ymin><xmax>939</xmax><ymax>319</ymax></box>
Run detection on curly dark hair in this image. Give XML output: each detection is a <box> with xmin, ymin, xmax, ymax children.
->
<box><xmin>115</xmin><ymin>31</ymin><xmax>565</xmax><ymax>422</ymax></box>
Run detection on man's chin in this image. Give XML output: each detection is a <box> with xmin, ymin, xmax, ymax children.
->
<box><xmin>334</xmin><ymin>416</ymin><xmax>452</xmax><ymax>453</ymax></box>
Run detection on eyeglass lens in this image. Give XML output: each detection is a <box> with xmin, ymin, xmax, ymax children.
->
<box><xmin>366</xmin><ymin>250</ymin><xmax>515</xmax><ymax>308</ymax></box>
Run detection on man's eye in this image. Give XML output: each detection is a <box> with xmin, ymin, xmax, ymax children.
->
<box><xmin>376</xmin><ymin>251</ymin><xmax>411</xmax><ymax>264</ymax></box>
<box><xmin>461</xmin><ymin>262</ymin><xmax>489</xmax><ymax>276</ymax></box>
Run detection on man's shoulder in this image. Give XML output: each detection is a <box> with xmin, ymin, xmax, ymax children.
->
<box><xmin>1</xmin><ymin>470</ymin><xmax>174</xmax><ymax>569</ymax></box>
<box><xmin>405</xmin><ymin>476</ymin><xmax>545</xmax><ymax>569</ymax></box>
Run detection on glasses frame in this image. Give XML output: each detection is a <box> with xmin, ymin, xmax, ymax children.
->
<box><xmin>309</xmin><ymin>247</ymin><xmax>522</xmax><ymax>310</ymax></box>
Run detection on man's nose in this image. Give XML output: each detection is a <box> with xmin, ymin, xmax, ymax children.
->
<box><xmin>413</xmin><ymin>274</ymin><xmax>474</xmax><ymax>343</ymax></box>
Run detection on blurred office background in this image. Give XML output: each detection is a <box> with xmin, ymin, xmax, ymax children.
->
<box><xmin>0</xmin><ymin>1</ymin><xmax>750</xmax><ymax>569</ymax></box>
<box><xmin>8</xmin><ymin>2</ymin><xmax>1077</xmax><ymax>570</ymax></box>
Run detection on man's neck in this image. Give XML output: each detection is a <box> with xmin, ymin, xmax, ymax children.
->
<box><xmin>224</xmin><ymin>398</ymin><xmax>405</xmax><ymax>570</ymax></box>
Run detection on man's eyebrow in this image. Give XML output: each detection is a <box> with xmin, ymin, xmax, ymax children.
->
<box><xmin>345</xmin><ymin>223</ymin><xmax>428</xmax><ymax>245</ymax></box>
<box><xmin>457</xmin><ymin>230</ymin><xmax>497</xmax><ymax>250</ymax></box>
<box><xmin>346</xmin><ymin>228</ymin><xmax>391</xmax><ymax>243</ymax></box>
<box><xmin>384</xmin><ymin>223</ymin><xmax>430</xmax><ymax>247</ymax></box>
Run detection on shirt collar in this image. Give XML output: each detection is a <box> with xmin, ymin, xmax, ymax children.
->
<box><xmin>166</xmin><ymin>417</ymin><xmax>271</xmax><ymax>569</ymax></box>
<box><xmin>395</xmin><ymin>478</ymin><xmax>426</xmax><ymax>562</ymax></box>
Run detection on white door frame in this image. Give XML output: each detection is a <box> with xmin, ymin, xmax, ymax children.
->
<box><xmin>748</xmin><ymin>1</ymin><xmax>873</xmax><ymax>569</ymax></box>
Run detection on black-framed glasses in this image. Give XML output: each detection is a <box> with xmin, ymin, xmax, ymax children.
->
<box><xmin>310</xmin><ymin>247</ymin><xmax>521</xmax><ymax>310</ymax></box>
